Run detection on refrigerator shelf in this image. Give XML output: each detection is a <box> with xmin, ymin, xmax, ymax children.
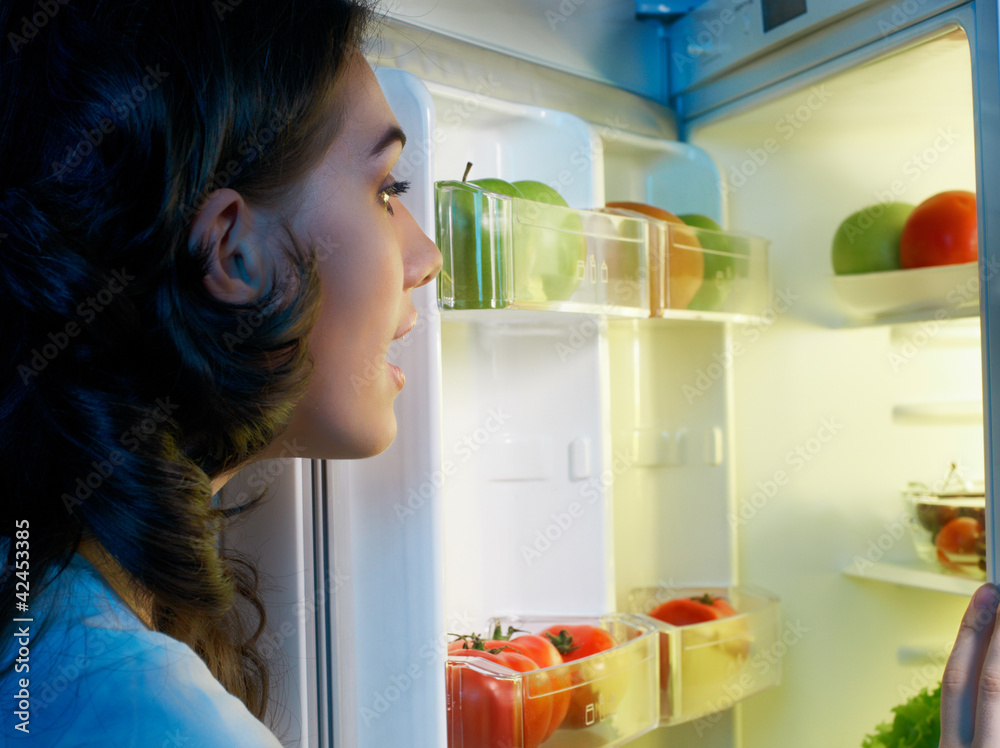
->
<box><xmin>436</xmin><ymin>180</ymin><xmax>770</xmax><ymax>319</ymax></box>
<box><xmin>829</xmin><ymin>261</ymin><xmax>980</xmax><ymax>324</ymax></box>
<box><xmin>446</xmin><ymin>613</ymin><xmax>660</xmax><ymax>748</ymax></box>
<box><xmin>842</xmin><ymin>560</ymin><xmax>980</xmax><ymax>597</ymax></box>
<box><xmin>628</xmin><ymin>585</ymin><xmax>781</xmax><ymax>726</ymax></box>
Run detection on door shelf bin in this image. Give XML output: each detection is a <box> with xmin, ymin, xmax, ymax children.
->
<box><xmin>651</xmin><ymin>223</ymin><xmax>770</xmax><ymax>318</ymax></box>
<box><xmin>436</xmin><ymin>181</ymin><xmax>651</xmax><ymax>316</ymax></box>
<box><xmin>628</xmin><ymin>586</ymin><xmax>781</xmax><ymax>725</ymax></box>
<box><xmin>446</xmin><ymin>613</ymin><xmax>660</xmax><ymax>747</ymax></box>
<box><xmin>435</xmin><ymin>180</ymin><xmax>770</xmax><ymax>319</ymax></box>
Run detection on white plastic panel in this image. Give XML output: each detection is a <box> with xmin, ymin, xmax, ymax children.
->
<box><xmin>609</xmin><ymin>319</ymin><xmax>736</xmax><ymax>600</ymax></box>
<box><xmin>419</xmin><ymin>80</ymin><xmax>603</xmax><ymax>210</ymax></box>
<box><xmin>440</xmin><ymin>314</ymin><xmax>617</xmax><ymax>627</ymax></box>
<box><xmin>604</xmin><ymin>130</ymin><xmax>725</xmax><ymax>224</ymax></box>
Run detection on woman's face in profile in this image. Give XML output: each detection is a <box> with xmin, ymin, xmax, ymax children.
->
<box><xmin>274</xmin><ymin>54</ymin><xmax>441</xmax><ymax>460</ymax></box>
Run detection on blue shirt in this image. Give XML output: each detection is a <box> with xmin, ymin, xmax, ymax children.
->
<box><xmin>0</xmin><ymin>553</ymin><xmax>284</xmax><ymax>747</ymax></box>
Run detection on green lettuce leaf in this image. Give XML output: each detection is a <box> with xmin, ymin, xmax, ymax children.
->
<box><xmin>861</xmin><ymin>683</ymin><xmax>941</xmax><ymax>748</ymax></box>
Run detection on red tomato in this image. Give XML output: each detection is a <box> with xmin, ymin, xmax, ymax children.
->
<box><xmin>935</xmin><ymin>516</ymin><xmax>985</xmax><ymax>572</ymax></box>
<box><xmin>541</xmin><ymin>624</ymin><xmax>630</xmax><ymax>730</ymax></box>
<box><xmin>899</xmin><ymin>190</ymin><xmax>977</xmax><ymax>268</ymax></box>
<box><xmin>647</xmin><ymin>594</ymin><xmax>743</xmax><ymax>690</ymax></box>
<box><xmin>447</xmin><ymin>646</ymin><xmax>554</xmax><ymax>748</ymax></box>
<box><xmin>542</xmin><ymin>625</ymin><xmax>617</xmax><ymax>661</ymax></box>
<box><xmin>448</xmin><ymin>635</ymin><xmax>481</xmax><ymax>654</ymax></box>
<box><xmin>648</xmin><ymin>593</ymin><xmax>737</xmax><ymax>626</ymax></box>
<box><xmin>483</xmin><ymin>628</ymin><xmax>571</xmax><ymax>741</ymax></box>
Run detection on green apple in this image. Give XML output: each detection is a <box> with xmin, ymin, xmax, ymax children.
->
<box><xmin>511</xmin><ymin>180</ymin><xmax>587</xmax><ymax>302</ymax></box>
<box><xmin>469</xmin><ymin>178</ymin><xmax>522</xmax><ymax>198</ymax></box>
<box><xmin>439</xmin><ymin>177</ymin><xmax>585</xmax><ymax>308</ymax></box>
<box><xmin>440</xmin><ymin>178</ymin><xmax>525</xmax><ymax>309</ymax></box>
<box><xmin>680</xmin><ymin>214</ymin><xmax>736</xmax><ymax>312</ymax></box>
<box><xmin>831</xmin><ymin>202</ymin><xmax>915</xmax><ymax>274</ymax></box>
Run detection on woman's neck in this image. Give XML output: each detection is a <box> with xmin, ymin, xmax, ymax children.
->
<box><xmin>77</xmin><ymin>536</ymin><xmax>155</xmax><ymax>630</ymax></box>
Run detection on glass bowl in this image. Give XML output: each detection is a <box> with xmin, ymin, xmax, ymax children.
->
<box><xmin>904</xmin><ymin>481</ymin><xmax>986</xmax><ymax>579</ymax></box>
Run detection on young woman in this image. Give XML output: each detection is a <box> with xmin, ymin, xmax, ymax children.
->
<box><xmin>0</xmin><ymin>0</ymin><xmax>440</xmax><ymax>744</ymax></box>
<box><xmin>1</xmin><ymin>2</ymin><xmax>994</xmax><ymax>747</ymax></box>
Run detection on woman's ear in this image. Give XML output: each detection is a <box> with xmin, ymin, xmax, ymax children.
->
<box><xmin>190</xmin><ymin>188</ymin><xmax>272</xmax><ymax>304</ymax></box>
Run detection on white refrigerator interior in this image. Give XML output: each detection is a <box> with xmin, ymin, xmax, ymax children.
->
<box><xmin>221</xmin><ymin>1</ymin><xmax>999</xmax><ymax>746</ymax></box>
<box><xmin>686</xmin><ymin>12</ymin><xmax>987</xmax><ymax>748</ymax></box>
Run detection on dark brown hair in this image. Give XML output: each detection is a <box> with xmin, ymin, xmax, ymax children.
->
<box><xmin>0</xmin><ymin>0</ymin><xmax>374</xmax><ymax>732</ymax></box>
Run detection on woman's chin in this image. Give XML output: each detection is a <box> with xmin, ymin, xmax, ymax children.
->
<box><xmin>301</xmin><ymin>417</ymin><xmax>398</xmax><ymax>461</ymax></box>
<box><xmin>352</xmin><ymin>421</ymin><xmax>398</xmax><ymax>459</ymax></box>
<box><xmin>265</xmin><ymin>398</ymin><xmax>400</xmax><ymax>461</ymax></box>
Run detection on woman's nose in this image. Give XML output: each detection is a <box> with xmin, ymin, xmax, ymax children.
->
<box><xmin>400</xmin><ymin>201</ymin><xmax>443</xmax><ymax>290</ymax></box>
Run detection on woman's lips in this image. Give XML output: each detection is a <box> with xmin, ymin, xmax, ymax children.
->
<box><xmin>386</xmin><ymin>311</ymin><xmax>417</xmax><ymax>389</ymax></box>
<box><xmin>386</xmin><ymin>361</ymin><xmax>405</xmax><ymax>389</ymax></box>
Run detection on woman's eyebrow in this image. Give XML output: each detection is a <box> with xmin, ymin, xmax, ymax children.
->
<box><xmin>368</xmin><ymin>124</ymin><xmax>406</xmax><ymax>158</ymax></box>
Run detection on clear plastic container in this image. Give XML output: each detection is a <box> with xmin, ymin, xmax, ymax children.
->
<box><xmin>445</xmin><ymin>613</ymin><xmax>660</xmax><ymax>747</ymax></box>
<box><xmin>648</xmin><ymin>220</ymin><xmax>770</xmax><ymax>318</ymax></box>
<box><xmin>903</xmin><ymin>480</ymin><xmax>986</xmax><ymax>579</ymax></box>
<box><xmin>628</xmin><ymin>586</ymin><xmax>781</xmax><ymax>726</ymax></box>
<box><xmin>436</xmin><ymin>181</ymin><xmax>650</xmax><ymax>316</ymax></box>
<box><xmin>436</xmin><ymin>181</ymin><xmax>770</xmax><ymax>320</ymax></box>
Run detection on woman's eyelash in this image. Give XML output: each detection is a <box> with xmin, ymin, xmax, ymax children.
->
<box><xmin>380</xmin><ymin>179</ymin><xmax>410</xmax><ymax>215</ymax></box>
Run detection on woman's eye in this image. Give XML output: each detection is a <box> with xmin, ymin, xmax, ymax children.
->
<box><xmin>379</xmin><ymin>179</ymin><xmax>410</xmax><ymax>216</ymax></box>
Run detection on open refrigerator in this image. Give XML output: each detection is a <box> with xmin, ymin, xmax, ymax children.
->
<box><xmin>220</xmin><ymin>1</ymin><xmax>1000</xmax><ymax>746</ymax></box>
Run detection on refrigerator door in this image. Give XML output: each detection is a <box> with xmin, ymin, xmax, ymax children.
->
<box><xmin>372</xmin><ymin>39</ymin><xmax>747</xmax><ymax>748</ymax></box>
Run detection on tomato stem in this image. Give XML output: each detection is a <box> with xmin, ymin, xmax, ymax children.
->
<box><xmin>447</xmin><ymin>633</ymin><xmax>484</xmax><ymax>650</ymax></box>
<box><xmin>543</xmin><ymin>629</ymin><xmax>581</xmax><ymax>656</ymax></box>
<box><xmin>490</xmin><ymin>623</ymin><xmax>528</xmax><ymax>641</ymax></box>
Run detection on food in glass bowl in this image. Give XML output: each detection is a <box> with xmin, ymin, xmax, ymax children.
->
<box><xmin>904</xmin><ymin>476</ymin><xmax>986</xmax><ymax>579</ymax></box>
